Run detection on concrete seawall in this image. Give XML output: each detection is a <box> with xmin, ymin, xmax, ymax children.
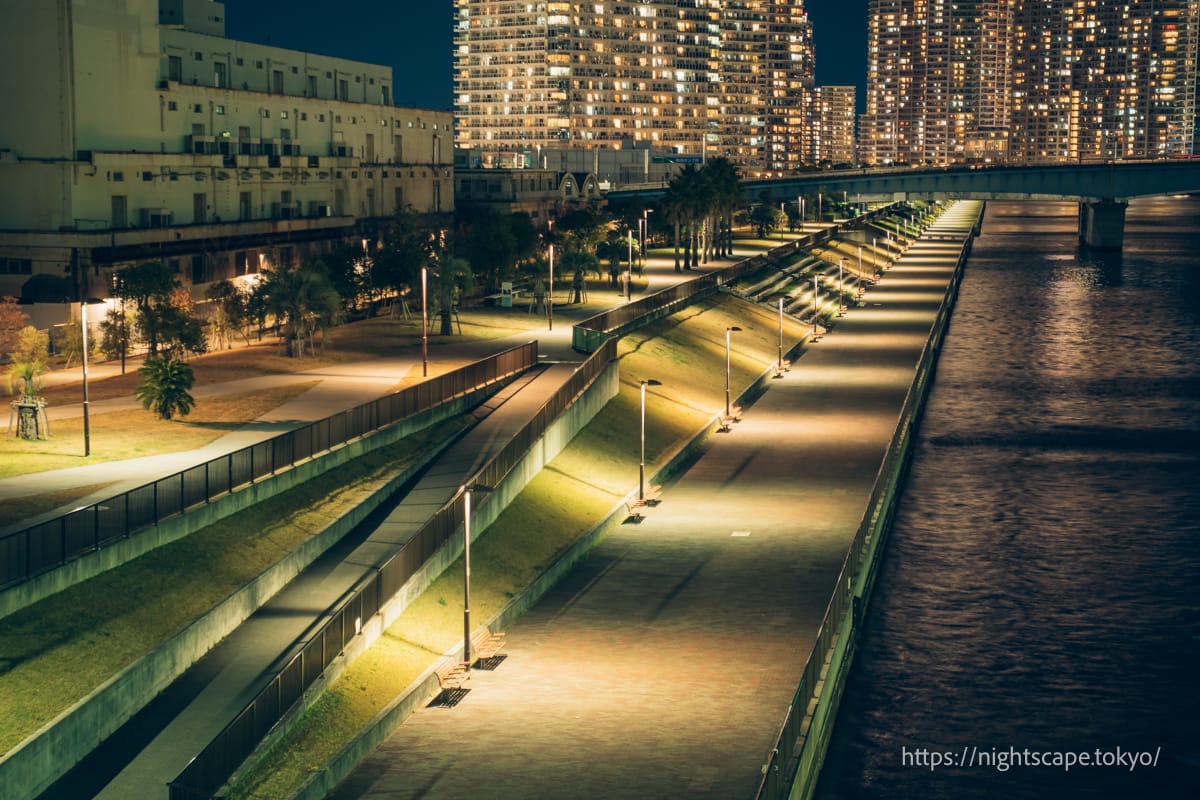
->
<box><xmin>307</xmin><ymin>202</ymin><xmax>987</xmax><ymax>800</ymax></box>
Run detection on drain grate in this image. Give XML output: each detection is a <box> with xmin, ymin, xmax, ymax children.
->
<box><xmin>429</xmin><ymin>687</ymin><xmax>470</xmax><ymax>708</ymax></box>
<box><xmin>473</xmin><ymin>654</ymin><xmax>507</xmax><ymax>671</ymax></box>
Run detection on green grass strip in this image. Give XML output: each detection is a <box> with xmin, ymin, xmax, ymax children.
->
<box><xmin>0</xmin><ymin>417</ymin><xmax>470</xmax><ymax>755</ymax></box>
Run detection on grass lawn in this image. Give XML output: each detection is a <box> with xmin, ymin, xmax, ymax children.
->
<box><xmin>228</xmin><ymin>293</ymin><xmax>812</xmax><ymax>799</ymax></box>
<box><xmin>0</xmin><ymin>416</ymin><xmax>470</xmax><ymax>756</ymax></box>
<box><xmin>0</xmin><ymin>381</ymin><xmax>319</xmax><ymax>481</ymax></box>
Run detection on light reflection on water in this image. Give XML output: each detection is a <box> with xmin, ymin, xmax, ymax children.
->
<box><xmin>816</xmin><ymin>198</ymin><xmax>1200</xmax><ymax>798</ymax></box>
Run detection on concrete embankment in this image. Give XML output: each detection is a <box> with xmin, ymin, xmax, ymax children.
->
<box><xmin>290</xmin><ymin>202</ymin><xmax>986</xmax><ymax>800</ymax></box>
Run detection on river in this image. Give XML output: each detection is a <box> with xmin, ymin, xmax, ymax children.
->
<box><xmin>816</xmin><ymin>198</ymin><xmax>1200</xmax><ymax>797</ymax></box>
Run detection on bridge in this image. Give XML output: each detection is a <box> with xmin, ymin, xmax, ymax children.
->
<box><xmin>607</xmin><ymin>160</ymin><xmax>1200</xmax><ymax>249</ymax></box>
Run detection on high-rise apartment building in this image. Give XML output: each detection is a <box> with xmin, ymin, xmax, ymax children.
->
<box><xmin>1010</xmin><ymin>0</ymin><xmax>1198</xmax><ymax>162</ymax></box>
<box><xmin>813</xmin><ymin>86</ymin><xmax>858</xmax><ymax>166</ymax></box>
<box><xmin>861</xmin><ymin>0</ymin><xmax>1198</xmax><ymax>166</ymax></box>
<box><xmin>861</xmin><ymin>0</ymin><xmax>1013</xmax><ymax>165</ymax></box>
<box><xmin>0</xmin><ymin>0</ymin><xmax>452</xmax><ymax>317</ymax></box>
<box><xmin>453</xmin><ymin>1</ymin><xmax>815</xmax><ymax>174</ymax></box>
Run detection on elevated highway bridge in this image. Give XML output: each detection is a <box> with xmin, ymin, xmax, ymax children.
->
<box><xmin>607</xmin><ymin>160</ymin><xmax>1200</xmax><ymax>249</ymax></box>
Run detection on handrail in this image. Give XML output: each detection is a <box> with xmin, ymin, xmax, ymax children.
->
<box><xmin>168</xmin><ymin>336</ymin><xmax>618</xmax><ymax>800</ymax></box>
<box><xmin>754</xmin><ymin>206</ymin><xmax>981</xmax><ymax>799</ymax></box>
<box><xmin>0</xmin><ymin>343</ymin><xmax>539</xmax><ymax>592</ymax></box>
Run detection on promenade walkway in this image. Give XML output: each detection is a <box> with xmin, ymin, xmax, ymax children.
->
<box><xmin>26</xmin><ymin>231</ymin><xmax>834</xmax><ymax>799</ymax></box>
<box><xmin>6</xmin><ymin>218</ymin><xmax>895</xmax><ymax>799</ymax></box>
<box><xmin>324</xmin><ymin>205</ymin><xmax>981</xmax><ymax>799</ymax></box>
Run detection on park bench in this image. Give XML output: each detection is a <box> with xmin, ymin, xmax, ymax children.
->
<box><xmin>435</xmin><ymin>659</ymin><xmax>469</xmax><ymax>691</ymax></box>
<box><xmin>624</xmin><ymin>485</ymin><xmax>662</xmax><ymax>522</ymax></box>
<box><xmin>471</xmin><ymin>628</ymin><xmax>507</xmax><ymax>668</ymax></box>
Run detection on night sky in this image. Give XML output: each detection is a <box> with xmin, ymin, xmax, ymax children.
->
<box><xmin>221</xmin><ymin>1</ymin><xmax>867</xmax><ymax>112</ymax></box>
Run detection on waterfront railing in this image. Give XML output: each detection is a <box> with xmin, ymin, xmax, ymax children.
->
<box><xmin>754</xmin><ymin>206</ymin><xmax>981</xmax><ymax>800</ymax></box>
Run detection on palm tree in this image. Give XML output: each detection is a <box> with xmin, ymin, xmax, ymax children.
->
<box><xmin>658</xmin><ymin>184</ymin><xmax>687</xmax><ymax>273</ymax></box>
<box><xmin>135</xmin><ymin>356</ymin><xmax>195</xmax><ymax>420</ymax></box>
<box><xmin>702</xmin><ymin>158</ymin><xmax>742</xmax><ymax>259</ymax></box>
<box><xmin>259</xmin><ymin>258</ymin><xmax>343</xmax><ymax>357</ymax></box>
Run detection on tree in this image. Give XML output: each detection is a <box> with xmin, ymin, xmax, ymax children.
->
<box><xmin>205</xmin><ymin>279</ymin><xmax>248</xmax><ymax>349</ymax></box>
<box><xmin>426</xmin><ymin>232</ymin><xmax>475</xmax><ymax>336</ymax></box>
<box><xmin>458</xmin><ymin>208</ymin><xmax>520</xmax><ymax>290</ymax></box>
<box><xmin>159</xmin><ymin>287</ymin><xmax>208</xmax><ymax>358</ymax></box>
<box><xmin>561</xmin><ymin>250</ymin><xmax>600</xmax><ymax>304</ymax></box>
<box><xmin>258</xmin><ymin>258</ymin><xmax>343</xmax><ymax>357</ymax></box>
<box><xmin>118</xmin><ymin>262</ymin><xmax>177</xmax><ymax>357</ymax></box>
<box><xmin>135</xmin><ymin>356</ymin><xmax>196</xmax><ymax>420</ymax></box>
<box><xmin>372</xmin><ymin>208</ymin><xmax>427</xmax><ymax>315</ymax></box>
<box><xmin>7</xmin><ymin>326</ymin><xmax>50</xmax><ymax>400</ymax></box>
<box><xmin>0</xmin><ymin>296</ymin><xmax>28</xmax><ymax>357</ymax></box>
<box><xmin>596</xmin><ymin>227</ymin><xmax>630</xmax><ymax>289</ymax></box>
<box><xmin>702</xmin><ymin>158</ymin><xmax>742</xmax><ymax>259</ymax></box>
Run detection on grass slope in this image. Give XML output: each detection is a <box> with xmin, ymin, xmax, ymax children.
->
<box><xmin>228</xmin><ymin>293</ymin><xmax>811</xmax><ymax>798</ymax></box>
<box><xmin>0</xmin><ymin>417</ymin><xmax>470</xmax><ymax>755</ymax></box>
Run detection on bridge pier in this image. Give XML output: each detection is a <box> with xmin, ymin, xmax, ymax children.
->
<box><xmin>1078</xmin><ymin>199</ymin><xmax>1127</xmax><ymax>250</ymax></box>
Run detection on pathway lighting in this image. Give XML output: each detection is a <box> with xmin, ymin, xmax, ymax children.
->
<box><xmin>724</xmin><ymin>326</ymin><xmax>741</xmax><ymax>419</ymax></box>
<box><xmin>462</xmin><ymin>482</ymin><xmax>494</xmax><ymax>670</ymax></box>
<box><xmin>639</xmin><ymin>379</ymin><xmax>662</xmax><ymax>501</ymax></box>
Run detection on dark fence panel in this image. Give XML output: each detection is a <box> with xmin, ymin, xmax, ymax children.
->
<box><xmin>2</xmin><ymin>343</ymin><xmax>538</xmax><ymax>593</ymax></box>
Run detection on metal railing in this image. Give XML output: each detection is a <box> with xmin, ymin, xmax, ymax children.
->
<box><xmin>168</xmin><ymin>336</ymin><xmax>618</xmax><ymax>800</ymax></box>
<box><xmin>754</xmin><ymin>209</ymin><xmax>980</xmax><ymax>799</ymax></box>
<box><xmin>0</xmin><ymin>343</ymin><xmax>538</xmax><ymax>592</ymax></box>
<box><xmin>572</xmin><ymin>205</ymin><xmax>897</xmax><ymax>353</ymax></box>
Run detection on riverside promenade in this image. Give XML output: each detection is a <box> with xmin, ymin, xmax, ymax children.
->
<box><xmin>2</xmin><ymin>211</ymin><xmax>955</xmax><ymax>800</ymax></box>
<box><xmin>325</xmin><ymin>203</ymin><xmax>984</xmax><ymax>799</ymax></box>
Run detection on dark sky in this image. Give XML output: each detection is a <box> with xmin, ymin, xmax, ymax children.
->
<box><xmin>222</xmin><ymin>1</ymin><xmax>867</xmax><ymax>112</ymax></box>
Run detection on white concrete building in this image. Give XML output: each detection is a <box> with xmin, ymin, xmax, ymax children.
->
<box><xmin>0</xmin><ymin>0</ymin><xmax>452</xmax><ymax>319</ymax></box>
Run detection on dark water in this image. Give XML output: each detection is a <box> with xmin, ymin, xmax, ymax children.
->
<box><xmin>817</xmin><ymin>199</ymin><xmax>1200</xmax><ymax>798</ymax></box>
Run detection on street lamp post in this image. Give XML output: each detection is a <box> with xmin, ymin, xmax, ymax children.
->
<box><xmin>462</xmin><ymin>482</ymin><xmax>494</xmax><ymax>670</ymax></box>
<box><xmin>774</xmin><ymin>295</ymin><xmax>788</xmax><ymax>377</ymax></box>
<box><xmin>627</xmin><ymin>229</ymin><xmax>634</xmax><ymax>301</ymax></box>
<box><xmin>548</xmin><ymin>243</ymin><xmax>554</xmax><ymax>331</ymax></box>
<box><xmin>812</xmin><ymin>275</ymin><xmax>820</xmax><ymax>340</ymax></box>
<box><xmin>111</xmin><ymin>273</ymin><xmax>126</xmax><ymax>375</ymax></box>
<box><xmin>642</xmin><ymin>209</ymin><xmax>652</xmax><ymax>264</ymax></box>
<box><xmin>857</xmin><ymin>245</ymin><xmax>866</xmax><ymax>299</ymax></box>
<box><xmin>420</xmin><ymin>266</ymin><xmax>429</xmax><ymax>377</ymax></box>
<box><xmin>838</xmin><ymin>258</ymin><xmax>845</xmax><ymax>316</ymax></box>
<box><xmin>780</xmin><ymin>202</ymin><xmax>785</xmax><ymax>239</ymax></box>
<box><xmin>639</xmin><ymin>379</ymin><xmax>662</xmax><ymax>501</ymax></box>
<box><xmin>818</xmin><ymin>192</ymin><xmax>822</xmax><ymax>224</ymax></box>
<box><xmin>81</xmin><ymin>300</ymin><xmax>92</xmax><ymax>457</ymax></box>
<box><xmin>798</xmin><ymin>196</ymin><xmax>805</xmax><ymax>232</ymax></box>
<box><xmin>724</xmin><ymin>325</ymin><xmax>742</xmax><ymax>419</ymax></box>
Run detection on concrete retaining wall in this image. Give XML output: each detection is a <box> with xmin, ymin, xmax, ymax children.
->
<box><xmin>0</xmin><ymin>390</ymin><xmax>498</xmax><ymax>800</ymax></box>
<box><xmin>788</xmin><ymin>216</ymin><xmax>979</xmax><ymax>800</ymax></box>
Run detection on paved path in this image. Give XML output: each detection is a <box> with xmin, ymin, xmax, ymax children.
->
<box><xmin>12</xmin><ymin>220</ymin><xmax>868</xmax><ymax>800</ymax></box>
<box><xmin>324</xmin><ymin>206</ymin><xmax>981</xmax><ymax>799</ymax></box>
